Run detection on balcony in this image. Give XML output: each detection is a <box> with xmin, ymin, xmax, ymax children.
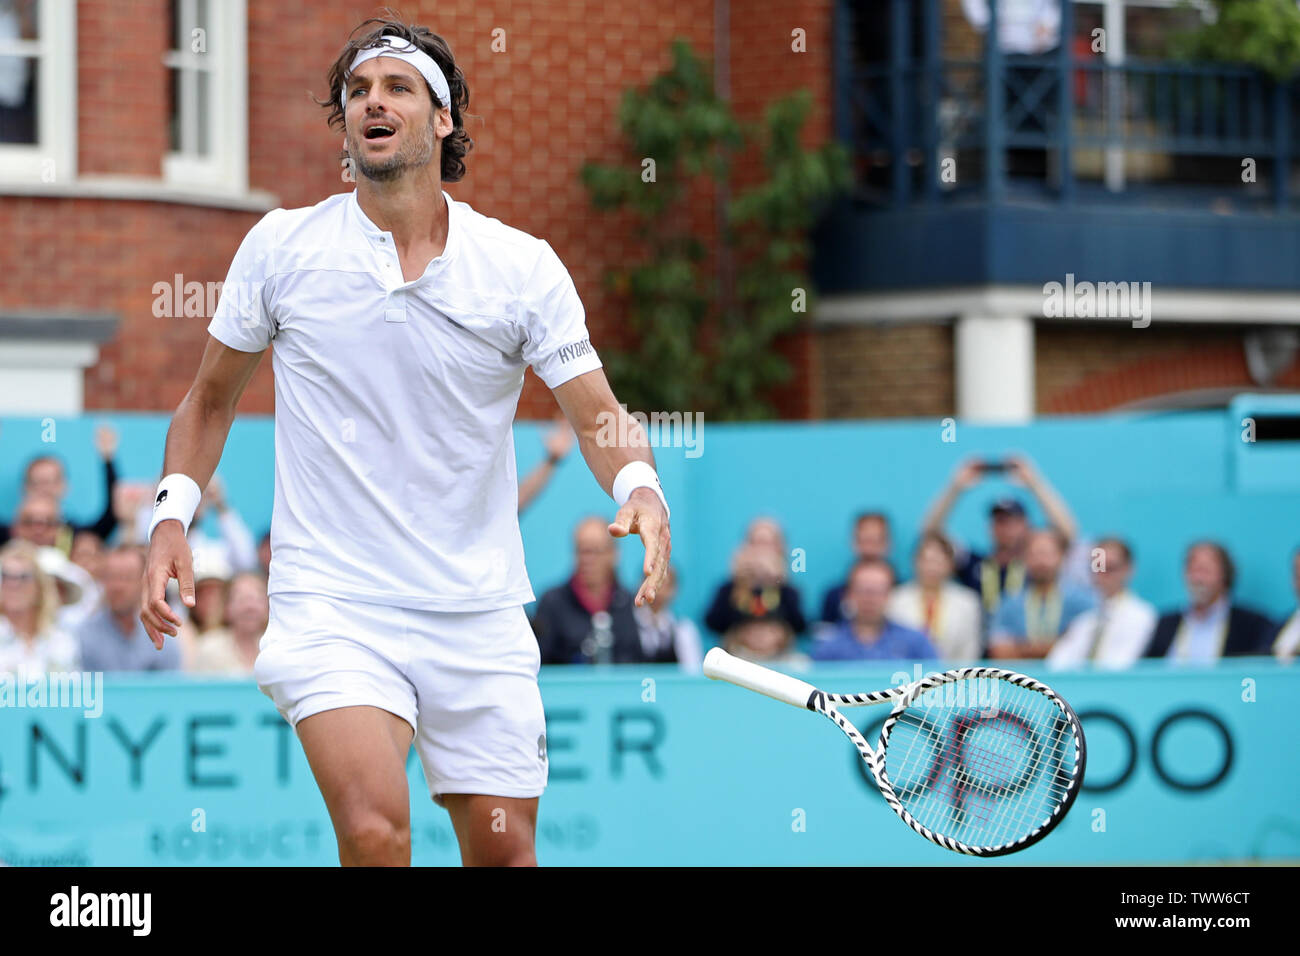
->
<box><xmin>813</xmin><ymin>0</ymin><xmax>1300</xmax><ymax>295</ymax></box>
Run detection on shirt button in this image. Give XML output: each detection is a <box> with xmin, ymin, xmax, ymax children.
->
<box><xmin>378</xmin><ymin>236</ymin><xmax>386</xmax><ymax>243</ymax></box>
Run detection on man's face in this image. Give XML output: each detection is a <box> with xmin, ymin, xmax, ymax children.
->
<box><xmin>1093</xmin><ymin>544</ymin><xmax>1130</xmax><ymax>599</ymax></box>
<box><xmin>992</xmin><ymin>512</ymin><xmax>1028</xmax><ymax>551</ymax></box>
<box><xmin>846</xmin><ymin>566</ymin><xmax>892</xmax><ymax>627</ymax></box>
<box><xmin>227</xmin><ymin>577</ymin><xmax>269</xmax><ymax>635</ymax></box>
<box><xmin>103</xmin><ymin>551</ymin><xmax>144</xmax><ymax>617</ymax></box>
<box><xmin>344</xmin><ymin>57</ymin><xmax>441</xmax><ymax>183</ymax></box>
<box><xmin>574</xmin><ymin>520</ymin><xmax>615</xmax><ymax>587</ymax></box>
<box><xmin>1185</xmin><ymin>546</ymin><xmax>1226</xmax><ymax>607</ymax></box>
<box><xmin>25</xmin><ymin>459</ymin><xmax>66</xmax><ymax>501</ymax></box>
<box><xmin>1025</xmin><ymin>532</ymin><xmax>1063</xmax><ymax>584</ymax></box>
<box><xmin>70</xmin><ymin>532</ymin><xmax>105</xmax><ymax>581</ymax></box>
<box><xmin>853</xmin><ymin>518</ymin><xmax>890</xmax><ymax>561</ymax></box>
<box><xmin>13</xmin><ymin>496</ymin><xmax>60</xmax><ymax>547</ymax></box>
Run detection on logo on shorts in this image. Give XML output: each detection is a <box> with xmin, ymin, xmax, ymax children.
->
<box><xmin>537</xmin><ymin>733</ymin><xmax>547</xmax><ymax>762</ymax></box>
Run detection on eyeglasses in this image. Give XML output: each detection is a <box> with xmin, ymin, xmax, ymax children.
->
<box><xmin>1</xmin><ymin>570</ymin><xmax>36</xmax><ymax>584</ymax></box>
<box><xmin>17</xmin><ymin>515</ymin><xmax>59</xmax><ymax>527</ymax></box>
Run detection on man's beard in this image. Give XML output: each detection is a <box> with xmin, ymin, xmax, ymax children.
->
<box><xmin>351</xmin><ymin>116</ymin><xmax>437</xmax><ymax>182</ymax></box>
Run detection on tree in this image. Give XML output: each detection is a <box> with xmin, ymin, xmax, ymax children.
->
<box><xmin>581</xmin><ymin>39</ymin><xmax>850</xmax><ymax>419</ymax></box>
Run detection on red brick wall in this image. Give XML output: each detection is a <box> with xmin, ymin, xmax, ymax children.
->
<box><xmin>3</xmin><ymin>1</ymin><xmax>724</xmax><ymax>417</ymax></box>
<box><xmin>729</xmin><ymin>0</ymin><xmax>833</xmax><ymax>419</ymax></box>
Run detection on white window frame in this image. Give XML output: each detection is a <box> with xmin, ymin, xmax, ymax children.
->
<box><xmin>162</xmin><ymin>0</ymin><xmax>247</xmax><ymax>192</ymax></box>
<box><xmin>0</xmin><ymin>0</ymin><xmax>76</xmax><ymax>184</ymax></box>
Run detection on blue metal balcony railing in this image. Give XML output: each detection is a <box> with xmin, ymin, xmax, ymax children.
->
<box><xmin>835</xmin><ymin>0</ymin><xmax>1300</xmax><ymax>213</ymax></box>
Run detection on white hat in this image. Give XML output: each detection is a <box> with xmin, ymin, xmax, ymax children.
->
<box><xmin>191</xmin><ymin>545</ymin><xmax>234</xmax><ymax>584</ymax></box>
<box><xmin>35</xmin><ymin>546</ymin><xmax>90</xmax><ymax>606</ymax></box>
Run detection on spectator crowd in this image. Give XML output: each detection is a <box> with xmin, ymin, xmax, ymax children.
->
<box><xmin>2</xmin><ymin>428</ymin><xmax>1297</xmax><ymax>680</ymax></box>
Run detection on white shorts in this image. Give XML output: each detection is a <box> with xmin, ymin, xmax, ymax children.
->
<box><xmin>254</xmin><ymin>591</ymin><xmax>548</xmax><ymax>803</ymax></box>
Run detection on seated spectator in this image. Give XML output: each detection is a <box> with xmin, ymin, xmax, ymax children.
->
<box><xmin>988</xmin><ymin>528</ymin><xmax>1095</xmax><ymax>659</ymax></box>
<box><xmin>922</xmin><ymin>455</ymin><xmax>1083</xmax><ymax>619</ymax></box>
<box><xmin>1144</xmin><ymin>541</ymin><xmax>1275</xmax><ymax>662</ymax></box>
<box><xmin>8</xmin><ymin>493</ymin><xmax>63</xmax><ymax>549</ymax></box>
<box><xmin>1273</xmin><ymin>547</ymin><xmax>1300</xmax><ymax>661</ymax></box>
<box><xmin>69</xmin><ymin>529</ymin><xmax>107</xmax><ymax>585</ymax></box>
<box><xmin>532</xmin><ymin>516</ymin><xmax>649</xmax><ymax>664</ymax></box>
<box><xmin>632</xmin><ymin>565</ymin><xmax>703</xmax><ymax>671</ymax></box>
<box><xmin>820</xmin><ymin>511</ymin><xmax>894</xmax><ymax>625</ymax></box>
<box><xmin>812</xmin><ymin>559</ymin><xmax>936</xmax><ymax>662</ymax></box>
<box><xmin>0</xmin><ymin>541</ymin><xmax>80</xmax><ymax>674</ymax></box>
<box><xmin>36</xmin><ymin>545</ymin><xmax>100</xmax><ymax>632</ymax></box>
<box><xmin>0</xmin><ymin>425</ymin><xmax>122</xmax><ymax>551</ymax></box>
<box><xmin>176</xmin><ymin>545</ymin><xmax>234</xmax><ymax>669</ymax></box>
<box><xmin>724</xmin><ymin>616</ymin><xmax>810</xmax><ymax>668</ymax></box>
<box><xmin>190</xmin><ymin>572</ymin><xmax>269</xmax><ymax>675</ymax></box>
<box><xmin>1047</xmin><ymin>537</ymin><xmax>1155</xmax><ymax>670</ymax></box>
<box><xmin>886</xmin><ymin>531</ymin><xmax>981</xmax><ymax>662</ymax></box>
<box><xmin>78</xmin><ymin>545</ymin><xmax>181</xmax><ymax>672</ymax></box>
<box><xmin>706</xmin><ymin>519</ymin><xmax>805</xmax><ymax>640</ymax></box>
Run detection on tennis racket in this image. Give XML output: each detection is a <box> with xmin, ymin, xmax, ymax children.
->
<box><xmin>702</xmin><ymin>647</ymin><xmax>1086</xmax><ymax>856</ymax></box>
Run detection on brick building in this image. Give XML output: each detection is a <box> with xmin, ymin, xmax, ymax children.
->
<box><xmin>0</xmin><ymin>0</ymin><xmax>830</xmax><ymax>418</ymax></box>
<box><xmin>2</xmin><ymin>0</ymin><xmax>1296</xmax><ymax>422</ymax></box>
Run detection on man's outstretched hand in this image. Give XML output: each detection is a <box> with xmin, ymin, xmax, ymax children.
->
<box><xmin>608</xmin><ymin>486</ymin><xmax>670</xmax><ymax>607</ymax></box>
<box><xmin>140</xmin><ymin>521</ymin><xmax>196</xmax><ymax>649</ymax></box>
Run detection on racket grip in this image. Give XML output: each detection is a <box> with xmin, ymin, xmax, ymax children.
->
<box><xmin>703</xmin><ymin>647</ymin><xmax>818</xmax><ymax>710</ymax></box>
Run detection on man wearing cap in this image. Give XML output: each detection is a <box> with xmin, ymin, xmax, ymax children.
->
<box><xmin>921</xmin><ymin>455</ymin><xmax>1083</xmax><ymax>646</ymax></box>
<box><xmin>139</xmin><ymin>15</ymin><xmax>670</xmax><ymax>867</ymax></box>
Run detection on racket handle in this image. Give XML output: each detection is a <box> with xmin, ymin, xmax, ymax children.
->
<box><xmin>703</xmin><ymin>647</ymin><xmax>818</xmax><ymax>710</ymax></box>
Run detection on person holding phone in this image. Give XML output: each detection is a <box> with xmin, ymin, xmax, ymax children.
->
<box><xmin>921</xmin><ymin>455</ymin><xmax>1081</xmax><ymax>646</ymax></box>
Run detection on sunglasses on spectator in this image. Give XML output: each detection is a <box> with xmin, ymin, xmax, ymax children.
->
<box><xmin>1</xmin><ymin>570</ymin><xmax>36</xmax><ymax>583</ymax></box>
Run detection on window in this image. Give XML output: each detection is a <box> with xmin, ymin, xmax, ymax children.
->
<box><xmin>0</xmin><ymin>0</ymin><xmax>75</xmax><ymax>182</ymax></box>
<box><xmin>163</xmin><ymin>0</ymin><xmax>247</xmax><ymax>191</ymax></box>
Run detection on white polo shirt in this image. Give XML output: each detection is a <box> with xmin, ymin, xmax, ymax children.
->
<box><xmin>207</xmin><ymin>189</ymin><xmax>602</xmax><ymax>611</ymax></box>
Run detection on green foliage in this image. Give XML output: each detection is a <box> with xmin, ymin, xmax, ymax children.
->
<box><xmin>580</xmin><ymin>39</ymin><xmax>850</xmax><ymax>420</ymax></box>
<box><xmin>1171</xmin><ymin>0</ymin><xmax>1300</xmax><ymax>79</ymax></box>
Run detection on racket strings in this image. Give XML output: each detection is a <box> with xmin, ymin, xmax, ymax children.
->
<box><xmin>881</xmin><ymin>677</ymin><xmax>1079</xmax><ymax>850</ymax></box>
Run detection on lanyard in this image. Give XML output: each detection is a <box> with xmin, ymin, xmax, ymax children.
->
<box><xmin>980</xmin><ymin>558</ymin><xmax>1025</xmax><ymax>613</ymax></box>
<box><xmin>1025</xmin><ymin>587</ymin><xmax>1064</xmax><ymax>642</ymax></box>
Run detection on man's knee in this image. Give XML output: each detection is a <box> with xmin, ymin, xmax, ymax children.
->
<box><xmin>338</xmin><ymin>813</ymin><xmax>411</xmax><ymax>866</ymax></box>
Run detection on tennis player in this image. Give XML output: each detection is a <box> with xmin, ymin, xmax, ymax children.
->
<box><xmin>139</xmin><ymin>16</ymin><xmax>671</xmax><ymax>866</ymax></box>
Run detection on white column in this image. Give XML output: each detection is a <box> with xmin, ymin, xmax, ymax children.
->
<box><xmin>955</xmin><ymin>313</ymin><xmax>1034</xmax><ymax>423</ymax></box>
<box><xmin>0</xmin><ymin>341</ymin><xmax>100</xmax><ymax>415</ymax></box>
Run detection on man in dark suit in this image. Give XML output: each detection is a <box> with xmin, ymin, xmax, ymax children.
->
<box><xmin>1144</xmin><ymin>541</ymin><xmax>1274</xmax><ymax>661</ymax></box>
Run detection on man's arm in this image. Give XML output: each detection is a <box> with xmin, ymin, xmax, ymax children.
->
<box><xmin>83</xmin><ymin>425</ymin><xmax>120</xmax><ymax>540</ymax></box>
<box><xmin>1007</xmin><ymin>455</ymin><xmax>1079</xmax><ymax>545</ymax></box>
<box><xmin>139</xmin><ymin>336</ymin><xmax>264</xmax><ymax>648</ymax></box>
<box><xmin>921</xmin><ymin>459</ymin><xmax>982</xmax><ymax>536</ymax></box>
<box><xmin>550</xmin><ymin>368</ymin><xmax>670</xmax><ymax>607</ymax></box>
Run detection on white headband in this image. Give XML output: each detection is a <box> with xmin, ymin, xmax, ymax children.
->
<box><xmin>341</xmin><ymin>35</ymin><xmax>451</xmax><ymax>111</ymax></box>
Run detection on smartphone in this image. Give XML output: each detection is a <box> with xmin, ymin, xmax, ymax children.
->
<box><xmin>979</xmin><ymin>460</ymin><xmax>1009</xmax><ymax>473</ymax></box>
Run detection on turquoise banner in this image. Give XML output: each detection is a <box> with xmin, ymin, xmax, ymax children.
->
<box><xmin>0</xmin><ymin>660</ymin><xmax>1294</xmax><ymax>865</ymax></box>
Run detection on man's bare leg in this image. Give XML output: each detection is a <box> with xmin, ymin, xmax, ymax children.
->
<box><xmin>296</xmin><ymin>705</ymin><xmax>415</xmax><ymax>866</ymax></box>
<box><xmin>442</xmin><ymin>794</ymin><xmax>539</xmax><ymax>867</ymax></box>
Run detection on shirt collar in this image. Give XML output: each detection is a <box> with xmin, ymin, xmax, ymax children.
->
<box><xmin>349</xmin><ymin>188</ymin><xmax>460</xmax><ymax>263</ymax></box>
<box><xmin>1188</xmin><ymin>594</ymin><xmax>1229</xmax><ymax>624</ymax></box>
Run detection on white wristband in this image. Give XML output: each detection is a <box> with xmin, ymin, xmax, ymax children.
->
<box><xmin>612</xmin><ymin>461</ymin><xmax>670</xmax><ymax>520</ymax></box>
<box><xmin>147</xmin><ymin>473</ymin><xmax>203</xmax><ymax>540</ymax></box>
